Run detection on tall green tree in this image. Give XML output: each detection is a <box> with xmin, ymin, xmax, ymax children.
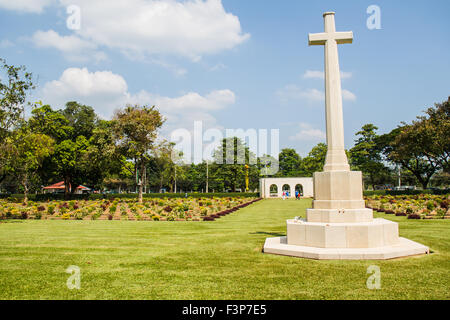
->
<box><xmin>303</xmin><ymin>143</ymin><xmax>328</xmax><ymax>176</ymax></box>
<box><xmin>113</xmin><ymin>105</ymin><xmax>165</xmax><ymax>203</ymax></box>
<box><xmin>350</xmin><ymin>124</ymin><xmax>390</xmax><ymax>190</ymax></box>
<box><xmin>0</xmin><ymin>59</ymin><xmax>34</xmax><ymax>141</ymax></box>
<box><xmin>379</xmin><ymin>98</ymin><xmax>450</xmax><ymax>189</ymax></box>
<box><xmin>7</xmin><ymin>127</ymin><xmax>54</xmax><ymax>204</ymax></box>
<box><xmin>211</xmin><ymin>137</ymin><xmax>258</xmax><ymax>192</ymax></box>
<box><xmin>409</xmin><ymin>97</ymin><xmax>450</xmax><ymax>173</ymax></box>
<box><xmin>278</xmin><ymin>148</ymin><xmax>303</xmax><ymax>177</ymax></box>
<box><xmin>61</xmin><ymin>101</ymin><xmax>98</xmax><ymax>140</ymax></box>
<box><xmin>0</xmin><ymin>59</ymin><xmax>35</xmax><ymax>182</ymax></box>
<box><xmin>53</xmin><ymin>136</ymin><xmax>90</xmax><ymax>195</ymax></box>
<box><xmin>28</xmin><ymin>103</ymin><xmax>98</xmax><ymax>195</ymax></box>
<box><xmin>380</xmin><ymin>126</ymin><xmax>437</xmax><ymax>189</ymax></box>
<box><xmin>84</xmin><ymin>120</ymin><xmax>123</xmax><ymax>191</ymax></box>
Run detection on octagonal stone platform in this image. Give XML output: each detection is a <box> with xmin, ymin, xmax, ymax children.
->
<box><xmin>287</xmin><ymin>218</ymin><xmax>399</xmax><ymax>248</ymax></box>
<box><xmin>306</xmin><ymin>208</ymin><xmax>373</xmax><ymax>223</ymax></box>
<box><xmin>263</xmin><ymin>236</ymin><xmax>430</xmax><ymax>260</ymax></box>
<box><xmin>263</xmin><ymin>217</ymin><xmax>430</xmax><ymax>260</ymax></box>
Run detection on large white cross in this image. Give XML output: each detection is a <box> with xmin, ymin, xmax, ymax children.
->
<box><xmin>309</xmin><ymin>12</ymin><xmax>353</xmax><ymax>172</ymax></box>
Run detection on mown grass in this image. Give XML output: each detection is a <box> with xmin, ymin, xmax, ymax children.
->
<box><xmin>0</xmin><ymin>199</ymin><xmax>448</xmax><ymax>300</ymax></box>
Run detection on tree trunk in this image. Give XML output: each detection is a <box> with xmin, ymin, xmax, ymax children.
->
<box><xmin>64</xmin><ymin>176</ymin><xmax>71</xmax><ymax>200</ymax></box>
<box><xmin>22</xmin><ymin>174</ymin><xmax>29</xmax><ymax>205</ymax></box>
<box><xmin>138</xmin><ymin>161</ymin><xmax>144</xmax><ymax>203</ymax></box>
<box><xmin>420</xmin><ymin>179</ymin><xmax>429</xmax><ymax>190</ymax></box>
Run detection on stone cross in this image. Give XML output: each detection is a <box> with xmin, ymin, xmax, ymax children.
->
<box><xmin>309</xmin><ymin>12</ymin><xmax>352</xmax><ymax>172</ymax></box>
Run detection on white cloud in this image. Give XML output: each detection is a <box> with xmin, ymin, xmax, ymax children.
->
<box><xmin>0</xmin><ymin>0</ymin><xmax>54</xmax><ymax>13</ymax></box>
<box><xmin>340</xmin><ymin>71</ymin><xmax>353</xmax><ymax>79</ymax></box>
<box><xmin>128</xmin><ymin>89</ymin><xmax>235</xmax><ymax>112</ymax></box>
<box><xmin>31</xmin><ymin>30</ymin><xmax>107</xmax><ymax>62</ymax></box>
<box><xmin>40</xmin><ymin>67</ymin><xmax>235</xmax><ymax>133</ymax></box>
<box><xmin>42</xmin><ymin>68</ymin><xmax>128</xmax><ymax>98</ymax></box>
<box><xmin>0</xmin><ymin>39</ymin><xmax>14</xmax><ymax>48</ymax></box>
<box><xmin>303</xmin><ymin>70</ymin><xmax>353</xmax><ymax>80</ymax></box>
<box><xmin>39</xmin><ymin>0</ymin><xmax>249</xmax><ymax>61</ymax></box>
<box><xmin>290</xmin><ymin>123</ymin><xmax>326</xmax><ymax>142</ymax></box>
<box><xmin>342</xmin><ymin>89</ymin><xmax>357</xmax><ymax>101</ymax></box>
<box><xmin>276</xmin><ymin>85</ymin><xmax>324</xmax><ymax>103</ymax></box>
<box><xmin>277</xmin><ymin>85</ymin><xmax>356</xmax><ymax>103</ymax></box>
<box><xmin>209</xmin><ymin>63</ymin><xmax>227</xmax><ymax>72</ymax></box>
<box><xmin>303</xmin><ymin>70</ymin><xmax>324</xmax><ymax>79</ymax></box>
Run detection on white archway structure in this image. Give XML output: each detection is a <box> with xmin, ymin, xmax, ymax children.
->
<box><xmin>260</xmin><ymin>178</ymin><xmax>313</xmax><ymax>198</ymax></box>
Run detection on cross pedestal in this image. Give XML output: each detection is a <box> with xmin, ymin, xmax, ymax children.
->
<box><xmin>263</xmin><ymin>12</ymin><xmax>429</xmax><ymax>260</ymax></box>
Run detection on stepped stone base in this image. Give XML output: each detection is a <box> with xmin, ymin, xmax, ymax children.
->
<box><xmin>263</xmin><ymin>236</ymin><xmax>430</xmax><ymax>260</ymax></box>
<box><xmin>306</xmin><ymin>208</ymin><xmax>373</xmax><ymax>223</ymax></box>
<box><xmin>263</xmin><ymin>168</ymin><xmax>429</xmax><ymax>260</ymax></box>
<box><xmin>312</xmin><ymin>171</ymin><xmax>365</xmax><ymax>209</ymax></box>
<box><xmin>287</xmin><ymin>218</ymin><xmax>399</xmax><ymax>248</ymax></box>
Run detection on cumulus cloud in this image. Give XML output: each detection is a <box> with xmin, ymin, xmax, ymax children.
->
<box><xmin>303</xmin><ymin>70</ymin><xmax>324</xmax><ymax>79</ymax></box>
<box><xmin>276</xmin><ymin>85</ymin><xmax>324</xmax><ymax>103</ymax></box>
<box><xmin>342</xmin><ymin>89</ymin><xmax>357</xmax><ymax>101</ymax></box>
<box><xmin>0</xmin><ymin>39</ymin><xmax>14</xmax><ymax>48</ymax></box>
<box><xmin>42</xmin><ymin>68</ymin><xmax>128</xmax><ymax>98</ymax></box>
<box><xmin>290</xmin><ymin>123</ymin><xmax>326</xmax><ymax>142</ymax></box>
<box><xmin>28</xmin><ymin>0</ymin><xmax>249</xmax><ymax>62</ymax></box>
<box><xmin>40</xmin><ymin>67</ymin><xmax>235</xmax><ymax>132</ymax></box>
<box><xmin>31</xmin><ymin>30</ymin><xmax>107</xmax><ymax>62</ymax></box>
<box><xmin>0</xmin><ymin>0</ymin><xmax>54</xmax><ymax>13</ymax></box>
<box><xmin>276</xmin><ymin>85</ymin><xmax>356</xmax><ymax>104</ymax></box>
<box><xmin>303</xmin><ymin>70</ymin><xmax>353</xmax><ymax>80</ymax></box>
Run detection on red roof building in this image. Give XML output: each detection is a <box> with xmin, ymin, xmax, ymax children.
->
<box><xmin>43</xmin><ymin>181</ymin><xmax>91</xmax><ymax>194</ymax></box>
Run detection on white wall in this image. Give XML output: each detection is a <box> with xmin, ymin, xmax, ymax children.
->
<box><xmin>260</xmin><ymin>178</ymin><xmax>314</xmax><ymax>198</ymax></box>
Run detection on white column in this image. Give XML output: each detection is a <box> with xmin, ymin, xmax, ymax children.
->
<box><xmin>323</xmin><ymin>12</ymin><xmax>350</xmax><ymax>172</ymax></box>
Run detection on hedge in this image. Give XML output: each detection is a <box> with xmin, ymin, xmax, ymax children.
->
<box><xmin>363</xmin><ymin>189</ymin><xmax>449</xmax><ymax>196</ymax></box>
<box><xmin>0</xmin><ymin>192</ymin><xmax>260</xmax><ymax>202</ymax></box>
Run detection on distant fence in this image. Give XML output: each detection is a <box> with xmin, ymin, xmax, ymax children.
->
<box><xmin>0</xmin><ymin>192</ymin><xmax>260</xmax><ymax>202</ymax></box>
<box><xmin>1</xmin><ymin>190</ymin><xmax>448</xmax><ymax>202</ymax></box>
<box><xmin>363</xmin><ymin>189</ymin><xmax>449</xmax><ymax>196</ymax></box>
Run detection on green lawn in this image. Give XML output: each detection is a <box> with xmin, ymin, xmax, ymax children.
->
<box><xmin>0</xmin><ymin>199</ymin><xmax>449</xmax><ymax>300</ymax></box>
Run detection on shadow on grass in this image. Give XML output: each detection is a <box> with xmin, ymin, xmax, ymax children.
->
<box><xmin>0</xmin><ymin>220</ymin><xmax>25</xmax><ymax>224</ymax></box>
<box><xmin>250</xmin><ymin>231</ymin><xmax>285</xmax><ymax>237</ymax></box>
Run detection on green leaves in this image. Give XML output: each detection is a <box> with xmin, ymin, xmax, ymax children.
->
<box><xmin>0</xmin><ymin>59</ymin><xmax>35</xmax><ymax>141</ymax></box>
<box><xmin>112</xmin><ymin>105</ymin><xmax>165</xmax><ymax>202</ymax></box>
<box><xmin>379</xmin><ymin>97</ymin><xmax>450</xmax><ymax>189</ymax></box>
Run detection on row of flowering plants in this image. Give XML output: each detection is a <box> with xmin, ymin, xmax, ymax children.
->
<box><xmin>0</xmin><ymin>196</ymin><xmax>260</xmax><ymax>222</ymax></box>
<box><xmin>365</xmin><ymin>194</ymin><xmax>450</xmax><ymax>220</ymax></box>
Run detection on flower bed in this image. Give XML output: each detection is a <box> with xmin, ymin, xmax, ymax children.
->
<box><xmin>365</xmin><ymin>194</ymin><xmax>450</xmax><ymax>220</ymax></box>
<box><xmin>0</xmin><ymin>196</ymin><xmax>261</xmax><ymax>222</ymax></box>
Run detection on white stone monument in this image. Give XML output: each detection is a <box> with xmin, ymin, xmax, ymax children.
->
<box><xmin>263</xmin><ymin>12</ymin><xmax>429</xmax><ymax>260</ymax></box>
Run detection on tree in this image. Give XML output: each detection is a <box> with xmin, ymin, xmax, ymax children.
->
<box><xmin>0</xmin><ymin>59</ymin><xmax>34</xmax><ymax>141</ymax></box>
<box><xmin>28</xmin><ymin>103</ymin><xmax>73</xmax><ymax>142</ymax></box>
<box><xmin>380</xmin><ymin>126</ymin><xmax>437</xmax><ymax>189</ymax></box>
<box><xmin>303</xmin><ymin>143</ymin><xmax>328</xmax><ymax>176</ymax></box>
<box><xmin>113</xmin><ymin>105</ymin><xmax>165</xmax><ymax>203</ymax></box>
<box><xmin>28</xmin><ymin>103</ymin><xmax>94</xmax><ymax>196</ymax></box>
<box><xmin>211</xmin><ymin>137</ymin><xmax>258</xmax><ymax>192</ymax></box>
<box><xmin>410</xmin><ymin>97</ymin><xmax>450</xmax><ymax>173</ymax></box>
<box><xmin>350</xmin><ymin>124</ymin><xmax>390</xmax><ymax>190</ymax></box>
<box><xmin>0</xmin><ymin>59</ymin><xmax>35</xmax><ymax>183</ymax></box>
<box><xmin>379</xmin><ymin>98</ymin><xmax>450</xmax><ymax>189</ymax></box>
<box><xmin>61</xmin><ymin>101</ymin><xmax>98</xmax><ymax>140</ymax></box>
<box><xmin>7</xmin><ymin>127</ymin><xmax>54</xmax><ymax>204</ymax></box>
<box><xmin>53</xmin><ymin>136</ymin><xmax>90</xmax><ymax>195</ymax></box>
<box><xmin>278</xmin><ymin>148</ymin><xmax>303</xmax><ymax>177</ymax></box>
<box><xmin>83</xmin><ymin>120</ymin><xmax>124</xmax><ymax>191</ymax></box>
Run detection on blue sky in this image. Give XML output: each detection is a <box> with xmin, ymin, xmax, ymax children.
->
<box><xmin>0</xmin><ymin>0</ymin><xmax>449</xmax><ymax>158</ymax></box>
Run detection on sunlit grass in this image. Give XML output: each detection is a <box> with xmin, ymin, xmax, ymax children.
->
<box><xmin>0</xmin><ymin>199</ymin><xmax>448</xmax><ymax>300</ymax></box>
